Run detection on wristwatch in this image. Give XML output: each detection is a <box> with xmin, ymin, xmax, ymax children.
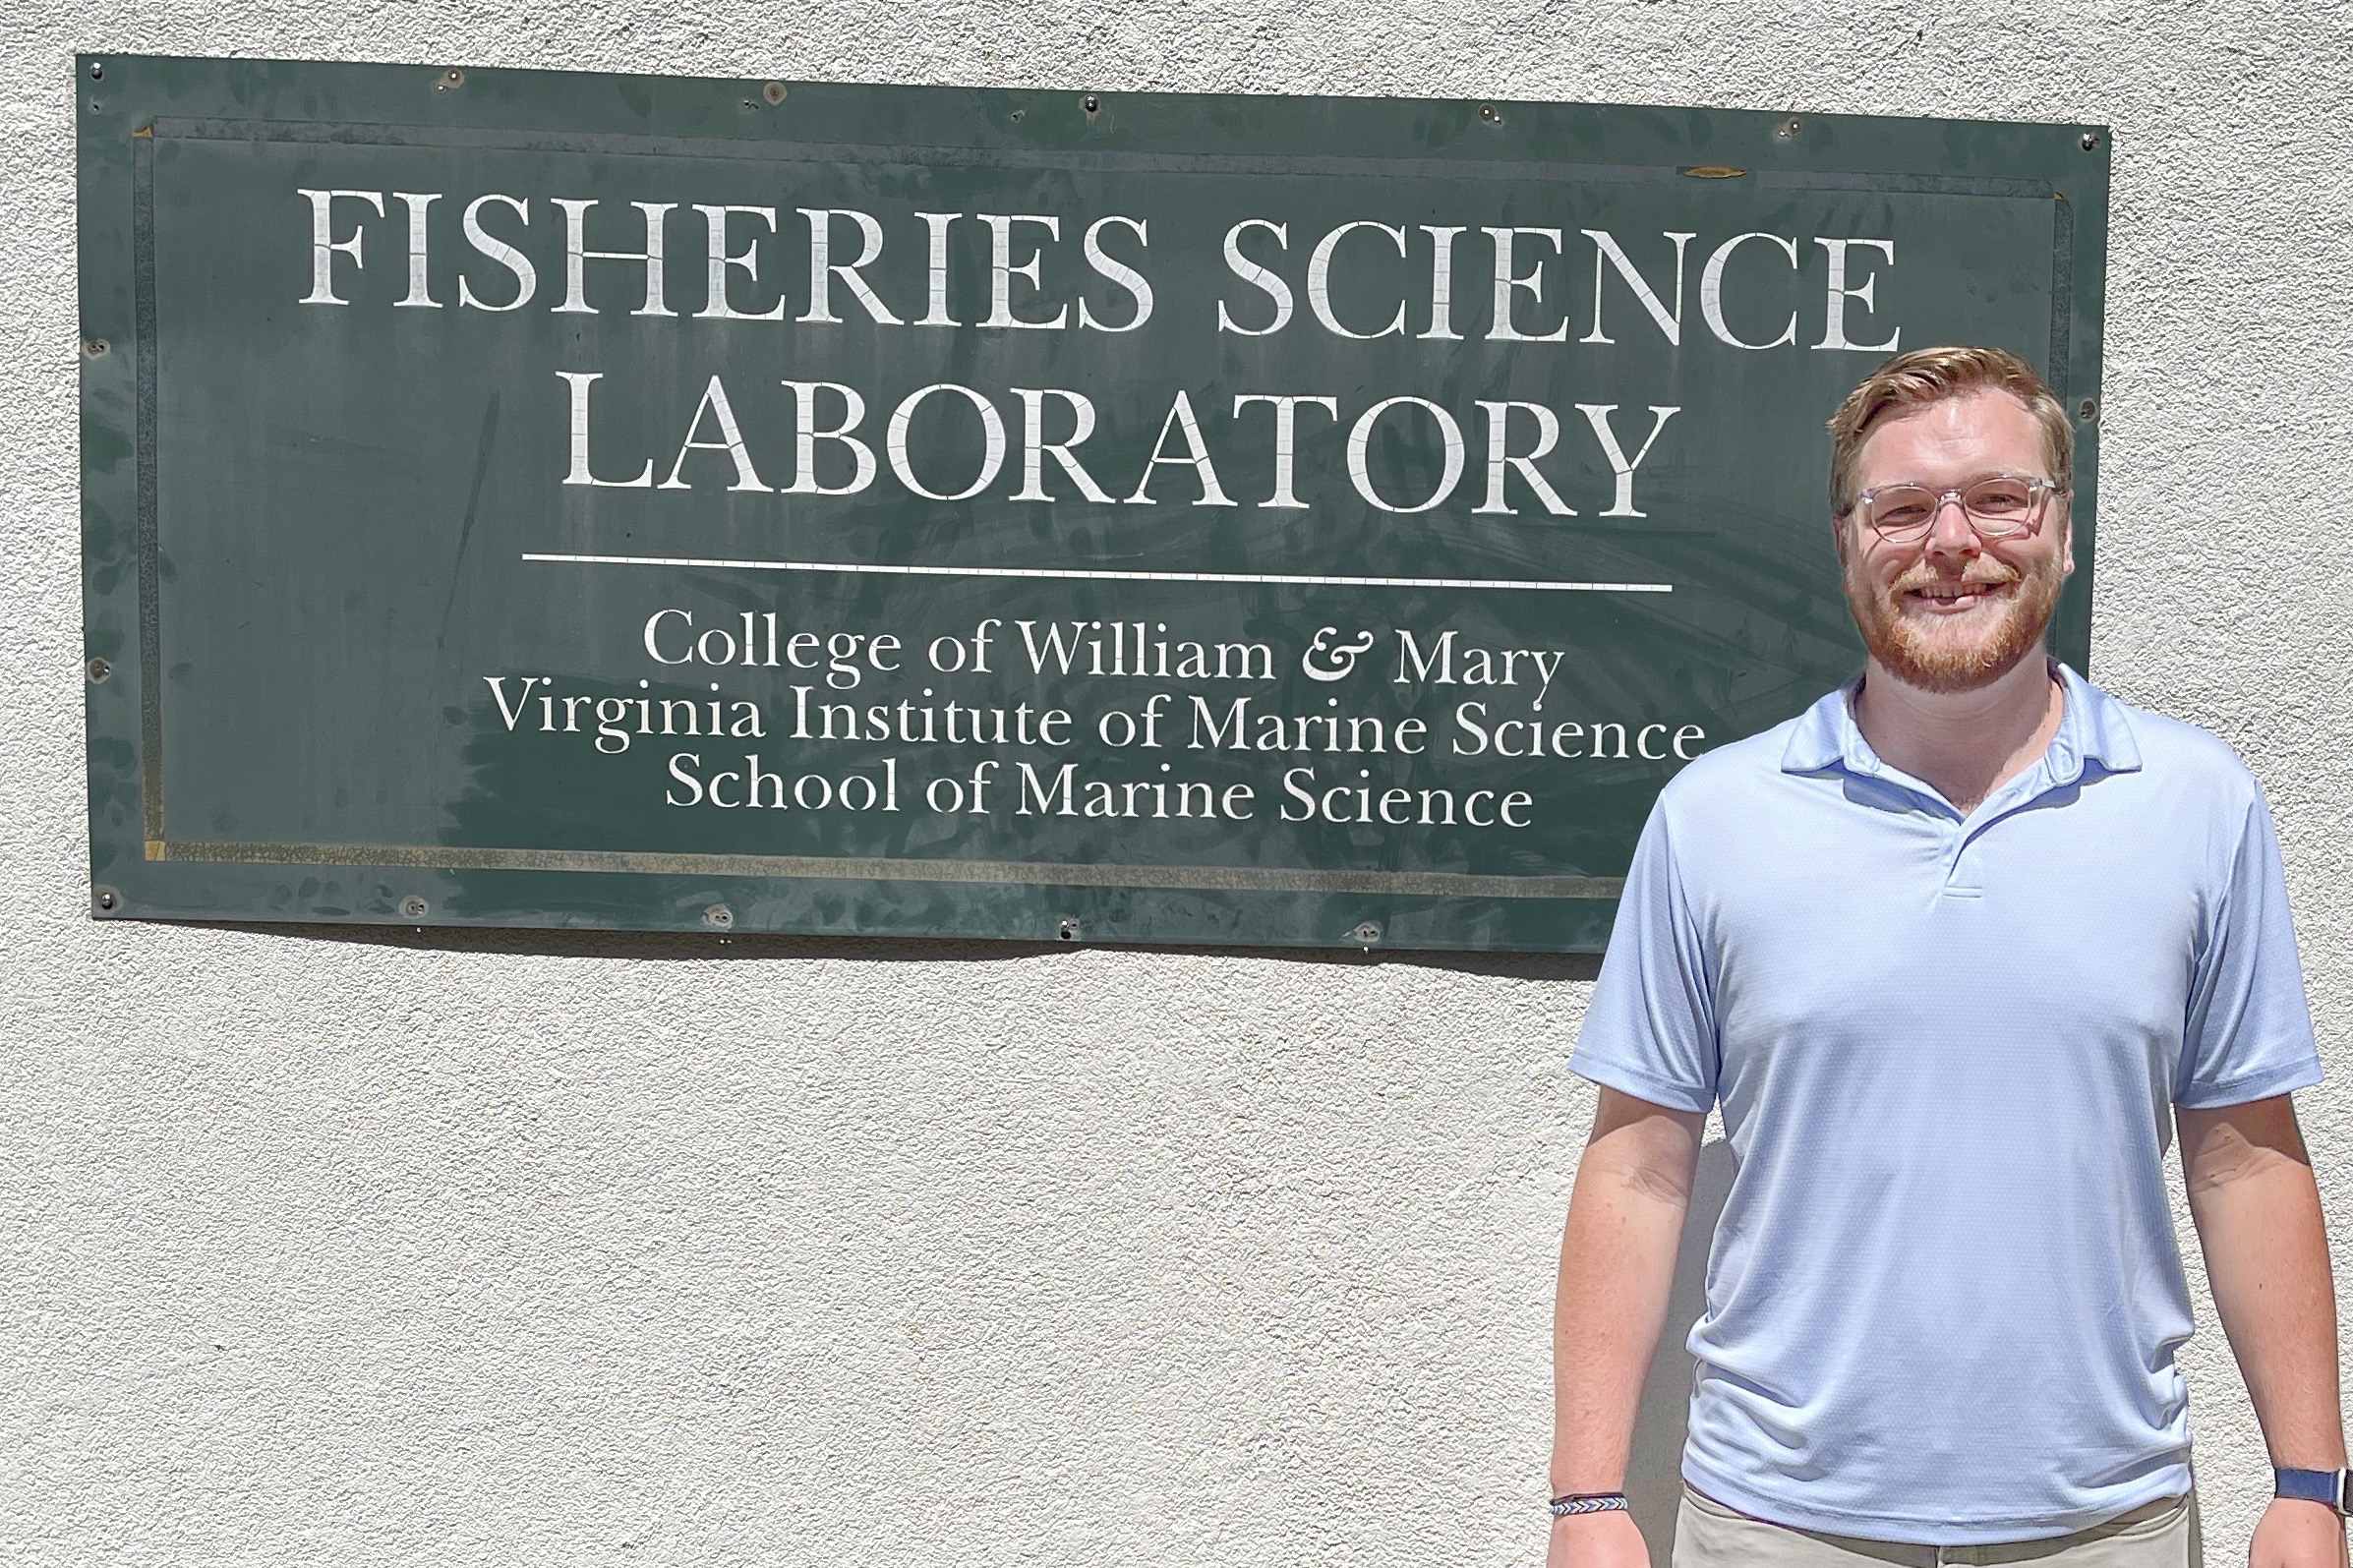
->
<box><xmin>2273</xmin><ymin>1468</ymin><xmax>2352</xmax><ymax>1514</ymax></box>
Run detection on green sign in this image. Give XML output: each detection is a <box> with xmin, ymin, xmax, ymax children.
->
<box><xmin>78</xmin><ymin>56</ymin><xmax>2108</xmax><ymax>950</ymax></box>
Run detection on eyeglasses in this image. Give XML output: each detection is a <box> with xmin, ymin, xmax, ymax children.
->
<box><xmin>1846</xmin><ymin>476</ymin><xmax>2066</xmax><ymax>543</ymax></box>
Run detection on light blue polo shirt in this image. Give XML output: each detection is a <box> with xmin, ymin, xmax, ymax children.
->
<box><xmin>1570</xmin><ymin>664</ymin><xmax>2321</xmax><ymax>1545</ymax></box>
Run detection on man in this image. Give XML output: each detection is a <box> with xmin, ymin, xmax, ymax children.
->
<box><xmin>1546</xmin><ymin>346</ymin><xmax>2343</xmax><ymax>1568</ymax></box>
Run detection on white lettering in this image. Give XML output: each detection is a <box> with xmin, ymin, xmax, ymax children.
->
<box><xmin>695</xmin><ymin>204</ymin><xmax>788</xmax><ymax>320</ymax></box>
<box><xmin>781</xmin><ymin>381</ymin><xmax>878</xmax><ymax>496</ymax></box>
<box><xmin>1813</xmin><ymin>238</ymin><xmax>1900</xmax><ymax>352</ymax></box>
<box><xmin>297</xmin><ymin>189</ymin><xmax>384</xmax><ymax>306</ymax></box>
<box><xmin>1307</xmin><ymin>220</ymin><xmax>1407</xmax><ymax>339</ymax></box>
<box><xmin>799</xmin><ymin>208</ymin><xmax>903</xmax><ymax>325</ymax></box>
<box><xmin>979</xmin><ymin>214</ymin><xmax>1066</xmax><ymax>329</ymax></box>
<box><xmin>1124</xmin><ymin>390</ymin><xmax>1235</xmax><ymax>505</ymax></box>
<box><xmin>886</xmin><ymin>382</ymin><xmax>1008</xmax><ymax>501</ymax></box>
<box><xmin>1347</xmin><ymin>397</ymin><xmax>1466</xmax><ymax>514</ymax></box>
<box><xmin>1474</xmin><ymin>401</ymin><xmax>1576</xmax><ymax>516</ymax></box>
<box><xmin>391</xmin><ymin>192</ymin><xmax>441</xmax><ymax>309</ymax></box>
<box><xmin>912</xmin><ymin>211</ymin><xmax>960</xmax><ymax>326</ymax></box>
<box><xmin>552</xmin><ymin>199</ymin><xmax>676</xmax><ymax>317</ymax></box>
<box><xmin>1485</xmin><ymin>226</ymin><xmax>1567</xmax><ymax>342</ymax></box>
<box><xmin>457</xmin><ymin>195</ymin><xmax>536</xmax><ymax>311</ymax></box>
<box><xmin>1077</xmin><ymin>215</ymin><xmax>1152</xmax><ymax>331</ymax></box>
<box><xmin>1216</xmin><ymin>219</ymin><xmax>1293</xmax><ymax>335</ymax></box>
<box><xmin>1581</xmin><ymin>230</ymin><xmax>1694</xmax><ymax>345</ymax></box>
<box><xmin>1010</xmin><ymin>388</ymin><xmax>1115</xmax><ymax>502</ymax></box>
<box><xmin>1574</xmin><ymin>404</ymin><xmax>1680</xmax><ymax>518</ymax></box>
<box><xmin>659</xmin><ymin>376</ymin><xmax>770</xmax><ymax>492</ymax></box>
<box><xmin>1421</xmin><ymin>225</ymin><xmax>1466</xmax><ymax>340</ymax></box>
<box><xmin>1232</xmin><ymin>394</ymin><xmax>1339</xmax><ymax>509</ymax></box>
<box><xmin>1700</xmin><ymin>232</ymin><xmax>1799</xmax><ymax>350</ymax></box>
<box><xmin>557</xmin><ymin>372</ymin><xmax>654</xmax><ymax>488</ymax></box>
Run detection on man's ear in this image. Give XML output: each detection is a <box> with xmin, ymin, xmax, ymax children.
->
<box><xmin>2058</xmin><ymin>495</ymin><xmax>2076</xmax><ymax>577</ymax></box>
<box><xmin>1830</xmin><ymin>512</ymin><xmax>1850</xmax><ymax>566</ymax></box>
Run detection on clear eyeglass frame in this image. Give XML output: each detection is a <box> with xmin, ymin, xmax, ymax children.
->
<box><xmin>1846</xmin><ymin>475</ymin><xmax>2068</xmax><ymax>544</ymax></box>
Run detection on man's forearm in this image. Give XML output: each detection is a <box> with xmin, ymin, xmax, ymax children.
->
<box><xmin>2183</xmin><ymin>1097</ymin><xmax>2348</xmax><ymax>1471</ymax></box>
<box><xmin>1551</xmin><ymin>1092</ymin><xmax>1702</xmax><ymax>1493</ymax></box>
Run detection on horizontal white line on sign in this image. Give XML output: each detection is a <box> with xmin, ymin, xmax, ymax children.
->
<box><xmin>522</xmin><ymin>552</ymin><xmax>1674</xmax><ymax>594</ymax></box>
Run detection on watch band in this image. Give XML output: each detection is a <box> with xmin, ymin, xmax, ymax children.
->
<box><xmin>2272</xmin><ymin>1467</ymin><xmax>2351</xmax><ymax>1514</ymax></box>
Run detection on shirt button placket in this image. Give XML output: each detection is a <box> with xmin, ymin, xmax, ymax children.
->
<box><xmin>1941</xmin><ymin>815</ymin><xmax>1986</xmax><ymax>900</ymax></box>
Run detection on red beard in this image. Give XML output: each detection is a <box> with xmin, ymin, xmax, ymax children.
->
<box><xmin>1842</xmin><ymin>549</ymin><xmax>2066</xmax><ymax>694</ymax></box>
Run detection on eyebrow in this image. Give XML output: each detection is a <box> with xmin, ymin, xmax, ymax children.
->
<box><xmin>1861</xmin><ymin>469</ymin><xmax>2050</xmax><ymax>489</ymax></box>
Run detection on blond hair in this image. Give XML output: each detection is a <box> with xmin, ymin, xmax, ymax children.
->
<box><xmin>1826</xmin><ymin>346</ymin><xmax>2073</xmax><ymax>513</ymax></box>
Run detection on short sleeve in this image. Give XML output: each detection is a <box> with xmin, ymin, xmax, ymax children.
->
<box><xmin>1569</xmin><ymin>801</ymin><xmax>1720</xmax><ymax>1113</ymax></box>
<box><xmin>2176</xmin><ymin>788</ymin><xmax>2322</xmax><ymax>1108</ymax></box>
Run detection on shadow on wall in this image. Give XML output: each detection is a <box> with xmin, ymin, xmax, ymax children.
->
<box><xmin>1625</xmin><ymin>1137</ymin><xmax>1737</xmax><ymax>1564</ymax></box>
<box><xmin>186</xmin><ymin>918</ymin><xmax>1608</xmax><ymax>981</ymax></box>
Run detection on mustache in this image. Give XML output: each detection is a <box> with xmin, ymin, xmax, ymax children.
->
<box><xmin>1887</xmin><ymin>562</ymin><xmax>2023</xmax><ymax>592</ymax></box>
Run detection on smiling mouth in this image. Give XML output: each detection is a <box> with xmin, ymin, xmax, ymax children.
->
<box><xmin>1904</xmin><ymin>579</ymin><xmax>2015</xmax><ymax>609</ymax></box>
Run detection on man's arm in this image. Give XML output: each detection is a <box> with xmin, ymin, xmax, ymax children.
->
<box><xmin>1549</xmin><ymin>1087</ymin><xmax>1705</xmax><ymax>1568</ymax></box>
<box><xmin>2180</xmin><ymin>1094</ymin><xmax>2349</xmax><ymax>1568</ymax></box>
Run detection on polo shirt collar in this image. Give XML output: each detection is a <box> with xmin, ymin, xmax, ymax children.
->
<box><xmin>1780</xmin><ymin>661</ymin><xmax>2144</xmax><ymax>784</ymax></box>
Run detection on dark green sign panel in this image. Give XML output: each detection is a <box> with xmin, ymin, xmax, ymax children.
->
<box><xmin>78</xmin><ymin>56</ymin><xmax>2108</xmax><ymax>950</ymax></box>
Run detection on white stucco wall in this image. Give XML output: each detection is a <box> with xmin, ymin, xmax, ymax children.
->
<box><xmin>5</xmin><ymin>4</ymin><xmax>2347</xmax><ymax>1564</ymax></box>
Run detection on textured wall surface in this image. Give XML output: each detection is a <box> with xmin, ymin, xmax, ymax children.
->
<box><xmin>5</xmin><ymin>5</ymin><xmax>2349</xmax><ymax>1565</ymax></box>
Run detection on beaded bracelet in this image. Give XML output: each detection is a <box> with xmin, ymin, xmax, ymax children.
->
<box><xmin>1549</xmin><ymin>1491</ymin><xmax>1630</xmax><ymax>1519</ymax></box>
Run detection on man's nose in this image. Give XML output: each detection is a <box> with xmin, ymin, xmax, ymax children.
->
<box><xmin>1920</xmin><ymin>492</ymin><xmax>1981</xmax><ymax>559</ymax></box>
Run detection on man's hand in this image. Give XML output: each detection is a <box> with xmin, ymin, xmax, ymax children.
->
<box><xmin>2251</xmin><ymin>1497</ymin><xmax>2349</xmax><ymax>1568</ymax></box>
<box><xmin>1545</xmin><ymin>1508</ymin><xmax>1650</xmax><ymax>1568</ymax></box>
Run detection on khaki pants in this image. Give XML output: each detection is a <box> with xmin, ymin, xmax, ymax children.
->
<box><xmin>1673</xmin><ymin>1486</ymin><xmax>2201</xmax><ymax>1567</ymax></box>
